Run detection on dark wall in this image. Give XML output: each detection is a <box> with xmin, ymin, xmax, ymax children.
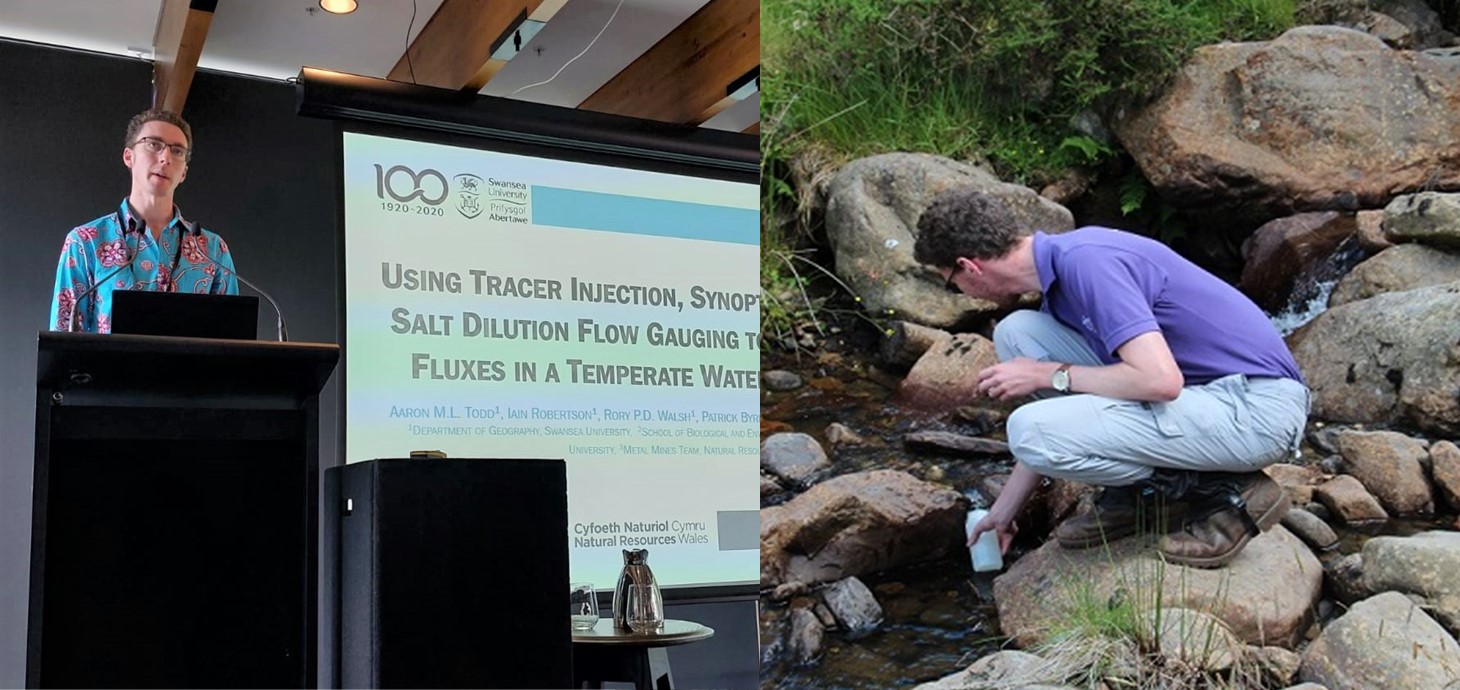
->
<box><xmin>0</xmin><ymin>40</ymin><xmax>757</xmax><ymax>688</ymax></box>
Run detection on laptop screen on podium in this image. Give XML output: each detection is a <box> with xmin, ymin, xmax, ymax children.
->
<box><xmin>111</xmin><ymin>291</ymin><xmax>259</xmax><ymax>340</ymax></box>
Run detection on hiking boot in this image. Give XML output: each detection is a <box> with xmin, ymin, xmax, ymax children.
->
<box><xmin>1158</xmin><ymin>472</ymin><xmax>1289</xmax><ymax>569</ymax></box>
<box><xmin>1054</xmin><ymin>471</ymin><xmax>1196</xmax><ymax>549</ymax></box>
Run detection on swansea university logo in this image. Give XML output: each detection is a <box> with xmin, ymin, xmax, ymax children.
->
<box><xmin>454</xmin><ymin>174</ymin><xmax>484</xmax><ymax>219</ymax></box>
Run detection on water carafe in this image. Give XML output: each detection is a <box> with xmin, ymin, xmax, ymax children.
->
<box><xmin>611</xmin><ymin>548</ymin><xmax>664</xmax><ymax>632</ymax></box>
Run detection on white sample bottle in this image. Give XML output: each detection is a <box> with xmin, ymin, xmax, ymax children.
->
<box><xmin>965</xmin><ymin>509</ymin><xmax>1004</xmax><ymax>573</ymax></box>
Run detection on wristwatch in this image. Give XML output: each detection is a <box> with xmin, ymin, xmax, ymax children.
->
<box><xmin>1051</xmin><ymin>363</ymin><xmax>1072</xmax><ymax>393</ymax></box>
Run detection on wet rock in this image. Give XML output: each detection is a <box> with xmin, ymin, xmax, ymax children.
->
<box><xmin>1428</xmin><ymin>440</ymin><xmax>1460</xmax><ymax>512</ymax></box>
<box><xmin>1267</xmin><ymin>463</ymin><xmax>1324</xmax><ymax>506</ymax></box>
<box><xmin>880</xmin><ymin>320</ymin><xmax>950</xmax><ymax>369</ymax></box>
<box><xmin>1248</xmin><ymin>645</ymin><xmax>1302</xmax><ymax>687</ymax></box>
<box><xmin>1323</xmin><ymin>553</ymin><xmax>1372</xmax><ymax>606</ymax></box>
<box><xmin>1299</xmin><ymin>591</ymin><xmax>1460</xmax><ymax>690</ymax></box>
<box><xmin>825</xmin><ymin>422</ymin><xmax>864</xmax><ymax>446</ymax></box>
<box><xmin>1139</xmin><ymin>608</ymin><xmax>1242</xmax><ymax>672</ymax></box>
<box><xmin>1240</xmin><ymin>212</ymin><xmax>1357</xmax><ymax>312</ymax></box>
<box><xmin>913</xmin><ymin>650</ymin><xmax>1056</xmax><ymax>690</ymax></box>
<box><xmin>1382</xmin><ymin>192</ymin><xmax>1460</xmax><ymax>250</ymax></box>
<box><xmin>762</xmin><ymin>369</ymin><xmax>804</xmax><ymax>392</ymax></box>
<box><xmin>823</xmin><ymin>153</ymin><xmax>1073</xmax><ymax>329</ymax></box>
<box><xmin>995</xmin><ymin>526</ymin><xmax>1321</xmax><ymax>649</ymax></box>
<box><xmin>1288</xmin><ymin>281</ymin><xmax>1460</xmax><ymax>436</ymax></box>
<box><xmin>822</xmin><ymin>577</ymin><xmax>883</xmax><ymax>637</ymax></box>
<box><xmin>761</xmin><ymin>470</ymin><xmax>964</xmax><ymax>589</ymax></box>
<box><xmin>903</xmin><ymin>430</ymin><xmax>1010</xmax><ymax>456</ymax></box>
<box><xmin>1328</xmin><ymin>243</ymin><xmax>1460</xmax><ymax>308</ymax></box>
<box><xmin>1308</xmin><ymin>425</ymin><xmax>1343</xmax><ymax>456</ymax></box>
<box><xmin>788</xmin><ymin>607</ymin><xmax>824</xmax><ymax>663</ymax></box>
<box><xmin>1363</xmin><ymin>531</ymin><xmax>1460</xmax><ymax>635</ymax></box>
<box><xmin>761</xmin><ymin>472</ymin><xmax>783</xmax><ymax>500</ymax></box>
<box><xmin>1304</xmin><ymin>502</ymin><xmax>1331</xmax><ymax>521</ymax></box>
<box><xmin>1336</xmin><ymin>430</ymin><xmax>1434</xmax><ymax>517</ymax></box>
<box><xmin>1114</xmin><ymin>27</ymin><xmax>1460</xmax><ymax>222</ymax></box>
<box><xmin>1313</xmin><ymin>475</ymin><xmax>1389</xmax><ymax>525</ymax></box>
<box><xmin>761</xmin><ymin>432</ymin><xmax>831</xmax><ymax>486</ymax></box>
<box><xmin>1318</xmin><ymin>455</ymin><xmax>1345</xmax><ymax>476</ymax></box>
<box><xmin>1281</xmin><ymin>507</ymin><xmax>1338</xmax><ymax>551</ymax></box>
<box><xmin>898</xmin><ymin>333</ymin><xmax>1001</xmax><ymax>411</ymax></box>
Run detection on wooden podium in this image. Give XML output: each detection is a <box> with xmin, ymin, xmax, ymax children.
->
<box><xmin>26</xmin><ymin>332</ymin><xmax>338</xmax><ymax>688</ymax></box>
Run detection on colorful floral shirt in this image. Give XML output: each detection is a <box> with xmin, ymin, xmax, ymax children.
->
<box><xmin>50</xmin><ymin>199</ymin><xmax>239</xmax><ymax>333</ymax></box>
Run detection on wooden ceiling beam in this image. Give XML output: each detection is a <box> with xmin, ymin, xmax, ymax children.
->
<box><xmin>387</xmin><ymin>0</ymin><xmax>544</xmax><ymax>89</ymax></box>
<box><xmin>152</xmin><ymin>0</ymin><xmax>216</xmax><ymax>114</ymax></box>
<box><xmin>578</xmin><ymin>0</ymin><xmax>759</xmax><ymax>125</ymax></box>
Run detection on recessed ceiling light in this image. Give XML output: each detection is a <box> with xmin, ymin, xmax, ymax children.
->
<box><xmin>319</xmin><ymin>0</ymin><xmax>358</xmax><ymax>15</ymax></box>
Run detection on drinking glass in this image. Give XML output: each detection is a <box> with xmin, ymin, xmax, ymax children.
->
<box><xmin>570</xmin><ymin>582</ymin><xmax>599</xmax><ymax>630</ymax></box>
<box><xmin>625</xmin><ymin>582</ymin><xmax>663</xmax><ymax>634</ymax></box>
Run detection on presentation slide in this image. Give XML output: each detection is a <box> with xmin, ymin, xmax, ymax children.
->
<box><xmin>341</xmin><ymin>132</ymin><xmax>759</xmax><ymax>589</ymax></box>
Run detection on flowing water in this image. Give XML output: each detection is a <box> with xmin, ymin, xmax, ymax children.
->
<box><xmin>759</xmin><ymin>341</ymin><xmax>1454</xmax><ymax>690</ymax></box>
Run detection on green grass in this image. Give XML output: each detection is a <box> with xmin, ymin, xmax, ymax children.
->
<box><xmin>759</xmin><ymin>0</ymin><xmax>1297</xmax><ymax>346</ymax></box>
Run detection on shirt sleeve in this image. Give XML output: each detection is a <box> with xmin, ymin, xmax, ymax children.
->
<box><xmin>49</xmin><ymin>230</ymin><xmax>94</xmax><ymax>331</ymax></box>
<box><xmin>211</xmin><ymin>236</ymin><xmax>240</xmax><ymax>296</ymax></box>
<box><xmin>1056</xmin><ymin>247</ymin><xmax>1167</xmax><ymax>357</ymax></box>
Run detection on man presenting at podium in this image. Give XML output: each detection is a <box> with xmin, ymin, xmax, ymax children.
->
<box><xmin>49</xmin><ymin>109</ymin><xmax>238</xmax><ymax>333</ymax></box>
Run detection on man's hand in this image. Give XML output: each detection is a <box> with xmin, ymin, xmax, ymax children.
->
<box><xmin>967</xmin><ymin>508</ymin><xmax>1018</xmax><ymax>554</ymax></box>
<box><xmin>976</xmin><ymin>357</ymin><xmax>1057</xmax><ymax>400</ymax></box>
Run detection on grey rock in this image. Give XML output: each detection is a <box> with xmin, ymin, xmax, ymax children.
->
<box><xmin>1383</xmin><ymin>192</ymin><xmax>1460</xmax><ymax>250</ymax></box>
<box><xmin>1282</xmin><ymin>507</ymin><xmax>1339</xmax><ymax>551</ymax></box>
<box><xmin>1329</xmin><ymin>243</ymin><xmax>1460</xmax><ymax>308</ymax></box>
<box><xmin>788</xmin><ymin>607</ymin><xmax>824</xmax><ymax>663</ymax></box>
<box><xmin>1289</xmin><ymin>281</ymin><xmax>1460</xmax><ymax>436</ymax></box>
<box><xmin>821</xmin><ymin>576</ymin><xmax>883</xmax><ymax>637</ymax></box>
<box><xmin>824</xmin><ymin>153</ymin><xmax>1073</xmax><ymax>328</ymax></box>
<box><xmin>760</xmin><ymin>432</ymin><xmax>830</xmax><ymax>486</ymax></box>
<box><xmin>762</xmin><ymin>369</ymin><xmax>804</xmax><ymax>392</ymax></box>
<box><xmin>1324</xmin><ymin>552</ymin><xmax>1372</xmax><ymax>606</ymax></box>
<box><xmin>1363</xmin><ymin>531</ymin><xmax>1460</xmax><ymax>635</ymax></box>
<box><xmin>1300</xmin><ymin>591</ymin><xmax>1460</xmax><ymax>690</ymax></box>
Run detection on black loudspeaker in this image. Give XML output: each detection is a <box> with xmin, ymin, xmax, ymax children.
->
<box><xmin>329</xmin><ymin>459</ymin><xmax>571</xmax><ymax>689</ymax></box>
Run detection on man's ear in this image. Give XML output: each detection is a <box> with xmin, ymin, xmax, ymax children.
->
<box><xmin>122</xmin><ymin>146</ymin><xmax>133</xmax><ymax>169</ymax></box>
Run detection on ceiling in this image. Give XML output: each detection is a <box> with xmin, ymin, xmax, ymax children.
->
<box><xmin>0</xmin><ymin>0</ymin><xmax>759</xmax><ymax>133</ymax></box>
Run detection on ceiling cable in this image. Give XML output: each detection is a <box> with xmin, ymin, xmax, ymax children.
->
<box><xmin>508</xmin><ymin>0</ymin><xmax>625</xmax><ymax>97</ymax></box>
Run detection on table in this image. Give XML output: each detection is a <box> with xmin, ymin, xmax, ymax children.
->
<box><xmin>571</xmin><ymin>618</ymin><xmax>715</xmax><ymax>690</ymax></box>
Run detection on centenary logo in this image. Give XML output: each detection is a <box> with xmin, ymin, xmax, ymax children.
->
<box><xmin>454</xmin><ymin>173</ymin><xmax>484</xmax><ymax>219</ymax></box>
<box><xmin>373</xmin><ymin>164</ymin><xmax>448</xmax><ymax>205</ymax></box>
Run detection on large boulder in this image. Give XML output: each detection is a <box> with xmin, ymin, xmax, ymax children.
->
<box><xmin>824</xmin><ymin>153</ymin><xmax>1074</xmax><ymax>328</ymax></box>
<box><xmin>1299</xmin><ymin>591</ymin><xmax>1460</xmax><ymax>690</ymax></box>
<box><xmin>1288</xmin><ymin>281</ymin><xmax>1460</xmax><ymax>435</ymax></box>
<box><xmin>1328</xmin><ymin>243</ymin><xmax>1460</xmax><ymax>307</ymax></box>
<box><xmin>1114</xmin><ymin>26</ymin><xmax>1460</xmax><ymax>223</ymax></box>
<box><xmin>1239</xmin><ymin>212</ymin><xmax>1357</xmax><ymax>311</ymax></box>
<box><xmin>761</xmin><ymin>469</ymin><xmax>964</xmax><ymax>589</ymax></box>
<box><xmin>994</xmin><ymin>526</ymin><xmax>1322</xmax><ymax>649</ymax></box>
<box><xmin>1363</xmin><ymin>531</ymin><xmax>1460</xmax><ymax>635</ymax></box>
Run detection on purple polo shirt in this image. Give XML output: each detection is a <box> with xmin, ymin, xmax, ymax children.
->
<box><xmin>1033</xmin><ymin>228</ymin><xmax>1303</xmax><ymax>384</ymax></box>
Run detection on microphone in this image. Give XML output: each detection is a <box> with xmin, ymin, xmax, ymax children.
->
<box><xmin>175</xmin><ymin>248</ymin><xmax>290</xmax><ymax>343</ymax></box>
<box><xmin>66</xmin><ymin>232</ymin><xmax>141</xmax><ymax>333</ymax></box>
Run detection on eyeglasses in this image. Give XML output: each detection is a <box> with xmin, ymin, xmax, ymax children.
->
<box><xmin>944</xmin><ymin>264</ymin><xmax>964</xmax><ymax>294</ymax></box>
<box><xmin>132</xmin><ymin>136</ymin><xmax>191</xmax><ymax>161</ymax></box>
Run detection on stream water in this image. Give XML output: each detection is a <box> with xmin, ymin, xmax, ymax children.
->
<box><xmin>758</xmin><ymin>336</ymin><xmax>1452</xmax><ymax>690</ymax></box>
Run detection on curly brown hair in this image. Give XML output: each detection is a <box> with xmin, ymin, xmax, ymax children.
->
<box><xmin>124</xmin><ymin>109</ymin><xmax>193</xmax><ymax>153</ymax></box>
<box><xmin>913</xmin><ymin>189</ymin><xmax>1027</xmax><ymax>267</ymax></box>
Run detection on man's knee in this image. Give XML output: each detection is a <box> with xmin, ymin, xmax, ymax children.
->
<box><xmin>993</xmin><ymin>309</ymin><xmax>1045</xmax><ymax>361</ymax></box>
<box><xmin>1006</xmin><ymin>404</ymin><xmax>1056</xmax><ymax>474</ymax></box>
